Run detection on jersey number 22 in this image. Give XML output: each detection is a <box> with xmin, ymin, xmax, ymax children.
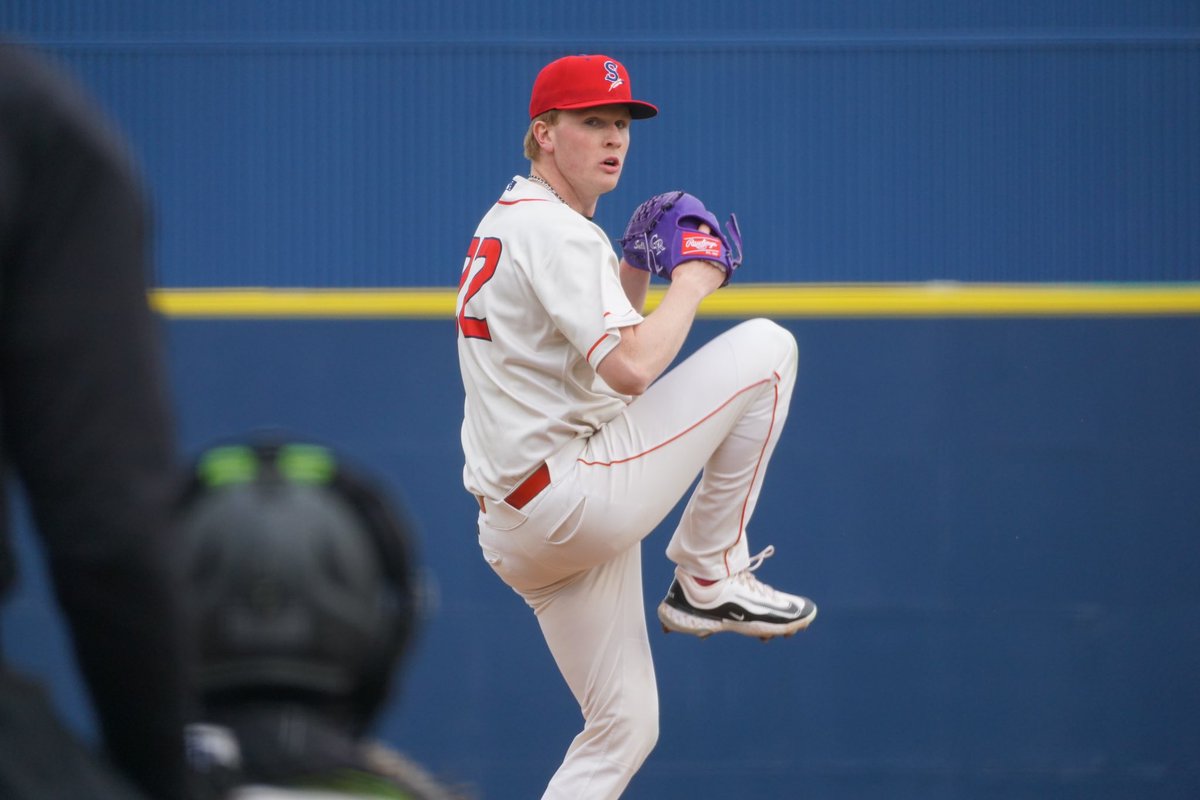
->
<box><xmin>457</xmin><ymin>236</ymin><xmax>502</xmax><ymax>341</ymax></box>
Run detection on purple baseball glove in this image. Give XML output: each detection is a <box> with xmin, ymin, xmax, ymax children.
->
<box><xmin>619</xmin><ymin>191</ymin><xmax>743</xmax><ymax>285</ymax></box>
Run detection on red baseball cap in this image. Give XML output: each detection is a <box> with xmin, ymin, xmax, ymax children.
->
<box><xmin>529</xmin><ymin>54</ymin><xmax>658</xmax><ymax>120</ymax></box>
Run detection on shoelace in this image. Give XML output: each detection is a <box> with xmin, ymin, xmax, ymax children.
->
<box><xmin>730</xmin><ymin>545</ymin><xmax>792</xmax><ymax>603</ymax></box>
<box><xmin>745</xmin><ymin>544</ymin><xmax>775</xmax><ymax>572</ymax></box>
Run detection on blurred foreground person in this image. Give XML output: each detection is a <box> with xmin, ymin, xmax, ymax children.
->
<box><xmin>178</xmin><ymin>440</ymin><xmax>466</xmax><ymax>800</ymax></box>
<box><xmin>0</xmin><ymin>41</ymin><xmax>189</xmax><ymax>800</ymax></box>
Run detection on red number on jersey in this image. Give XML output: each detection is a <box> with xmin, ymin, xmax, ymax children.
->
<box><xmin>457</xmin><ymin>236</ymin><xmax>502</xmax><ymax>340</ymax></box>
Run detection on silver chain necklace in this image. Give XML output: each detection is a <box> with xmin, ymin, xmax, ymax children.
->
<box><xmin>527</xmin><ymin>173</ymin><xmax>565</xmax><ymax>204</ymax></box>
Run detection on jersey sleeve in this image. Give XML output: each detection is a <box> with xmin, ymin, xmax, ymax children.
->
<box><xmin>531</xmin><ymin>223</ymin><xmax>643</xmax><ymax>370</ymax></box>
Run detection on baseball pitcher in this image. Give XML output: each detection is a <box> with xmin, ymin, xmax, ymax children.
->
<box><xmin>455</xmin><ymin>54</ymin><xmax>816</xmax><ymax>800</ymax></box>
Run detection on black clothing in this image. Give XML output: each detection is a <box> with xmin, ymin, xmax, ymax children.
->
<box><xmin>0</xmin><ymin>42</ymin><xmax>189</xmax><ymax>799</ymax></box>
<box><xmin>0</xmin><ymin>669</ymin><xmax>146</xmax><ymax>800</ymax></box>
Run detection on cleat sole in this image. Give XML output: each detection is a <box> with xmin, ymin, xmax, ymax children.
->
<box><xmin>656</xmin><ymin>598</ymin><xmax>817</xmax><ymax>641</ymax></box>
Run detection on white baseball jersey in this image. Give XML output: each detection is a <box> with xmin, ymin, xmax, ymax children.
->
<box><xmin>456</xmin><ymin>176</ymin><xmax>643</xmax><ymax>500</ymax></box>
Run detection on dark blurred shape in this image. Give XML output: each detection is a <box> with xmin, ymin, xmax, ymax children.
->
<box><xmin>177</xmin><ymin>438</ymin><xmax>465</xmax><ymax>800</ymax></box>
<box><xmin>0</xmin><ymin>40</ymin><xmax>189</xmax><ymax>800</ymax></box>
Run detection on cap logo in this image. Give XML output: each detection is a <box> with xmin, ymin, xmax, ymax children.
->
<box><xmin>603</xmin><ymin>60</ymin><xmax>624</xmax><ymax>92</ymax></box>
<box><xmin>681</xmin><ymin>233</ymin><xmax>722</xmax><ymax>258</ymax></box>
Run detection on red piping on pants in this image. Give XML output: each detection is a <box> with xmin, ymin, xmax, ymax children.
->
<box><xmin>727</xmin><ymin>372</ymin><xmax>780</xmax><ymax>575</ymax></box>
<box><xmin>577</xmin><ymin>372</ymin><xmax>782</xmax><ymax>576</ymax></box>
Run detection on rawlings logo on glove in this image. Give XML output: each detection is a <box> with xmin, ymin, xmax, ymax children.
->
<box><xmin>619</xmin><ymin>191</ymin><xmax>742</xmax><ymax>285</ymax></box>
<box><xmin>681</xmin><ymin>233</ymin><xmax>722</xmax><ymax>259</ymax></box>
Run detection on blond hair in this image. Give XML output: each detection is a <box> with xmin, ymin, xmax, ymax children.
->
<box><xmin>523</xmin><ymin>110</ymin><xmax>560</xmax><ymax>161</ymax></box>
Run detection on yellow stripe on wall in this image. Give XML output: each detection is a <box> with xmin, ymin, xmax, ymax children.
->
<box><xmin>152</xmin><ymin>288</ymin><xmax>452</xmax><ymax>318</ymax></box>
<box><xmin>150</xmin><ymin>283</ymin><xmax>1200</xmax><ymax>319</ymax></box>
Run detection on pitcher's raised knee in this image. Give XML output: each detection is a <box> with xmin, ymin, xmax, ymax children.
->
<box><xmin>725</xmin><ymin>317</ymin><xmax>798</xmax><ymax>379</ymax></box>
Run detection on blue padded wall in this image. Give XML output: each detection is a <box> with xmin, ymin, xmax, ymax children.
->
<box><xmin>3</xmin><ymin>1</ymin><xmax>1198</xmax><ymax>285</ymax></box>
<box><xmin>3</xmin><ymin>3</ymin><xmax>1199</xmax><ymax>799</ymax></box>
<box><xmin>8</xmin><ymin>316</ymin><xmax>1199</xmax><ymax>798</ymax></box>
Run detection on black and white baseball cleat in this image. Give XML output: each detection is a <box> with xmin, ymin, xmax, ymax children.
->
<box><xmin>656</xmin><ymin>546</ymin><xmax>816</xmax><ymax>640</ymax></box>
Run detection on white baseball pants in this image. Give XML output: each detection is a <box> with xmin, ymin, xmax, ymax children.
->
<box><xmin>476</xmin><ymin>318</ymin><xmax>799</xmax><ymax>800</ymax></box>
